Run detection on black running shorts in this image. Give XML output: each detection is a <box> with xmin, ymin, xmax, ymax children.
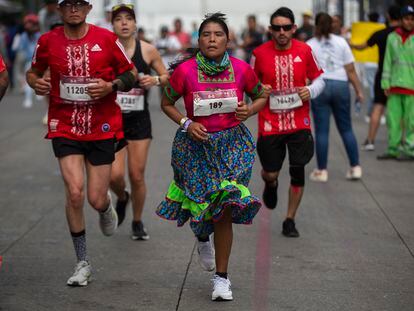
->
<box><xmin>122</xmin><ymin>111</ymin><xmax>152</xmax><ymax>140</ymax></box>
<box><xmin>257</xmin><ymin>129</ymin><xmax>314</xmax><ymax>172</ymax></box>
<box><xmin>373</xmin><ymin>71</ymin><xmax>387</xmax><ymax>105</ymax></box>
<box><xmin>52</xmin><ymin>137</ymin><xmax>127</xmax><ymax>166</ymax></box>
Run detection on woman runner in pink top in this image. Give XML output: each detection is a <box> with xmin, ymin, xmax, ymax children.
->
<box><xmin>156</xmin><ymin>13</ymin><xmax>269</xmax><ymax>301</ymax></box>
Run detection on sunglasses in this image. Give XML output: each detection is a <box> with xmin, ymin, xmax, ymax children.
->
<box><xmin>60</xmin><ymin>1</ymin><xmax>89</xmax><ymax>9</ymax></box>
<box><xmin>270</xmin><ymin>24</ymin><xmax>294</xmax><ymax>32</ymax></box>
<box><xmin>112</xmin><ymin>4</ymin><xmax>134</xmax><ymax>12</ymax></box>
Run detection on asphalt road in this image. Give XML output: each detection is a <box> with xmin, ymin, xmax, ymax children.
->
<box><xmin>0</xmin><ymin>90</ymin><xmax>413</xmax><ymax>311</ymax></box>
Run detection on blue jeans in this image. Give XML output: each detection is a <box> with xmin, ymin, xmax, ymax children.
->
<box><xmin>311</xmin><ymin>79</ymin><xmax>360</xmax><ymax>169</ymax></box>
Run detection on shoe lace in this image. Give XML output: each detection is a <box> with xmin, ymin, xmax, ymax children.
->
<box><xmin>198</xmin><ymin>242</ymin><xmax>213</xmax><ymax>256</ymax></box>
<box><xmin>213</xmin><ymin>276</ymin><xmax>230</xmax><ymax>291</ymax></box>
<box><xmin>73</xmin><ymin>261</ymin><xmax>89</xmax><ymax>274</ymax></box>
<box><xmin>101</xmin><ymin>208</ymin><xmax>114</xmax><ymax>225</ymax></box>
<box><xmin>133</xmin><ymin>221</ymin><xmax>145</xmax><ymax>233</ymax></box>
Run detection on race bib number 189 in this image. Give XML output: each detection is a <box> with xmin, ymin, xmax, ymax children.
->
<box><xmin>193</xmin><ymin>89</ymin><xmax>238</xmax><ymax>117</ymax></box>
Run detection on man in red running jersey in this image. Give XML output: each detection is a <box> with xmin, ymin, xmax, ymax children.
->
<box><xmin>252</xmin><ymin>7</ymin><xmax>325</xmax><ymax>237</ymax></box>
<box><xmin>26</xmin><ymin>0</ymin><xmax>137</xmax><ymax>287</ymax></box>
<box><xmin>0</xmin><ymin>54</ymin><xmax>9</xmax><ymax>101</ymax></box>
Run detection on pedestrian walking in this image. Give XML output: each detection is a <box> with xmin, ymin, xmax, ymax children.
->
<box><xmin>110</xmin><ymin>3</ymin><xmax>169</xmax><ymax>240</ymax></box>
<box><xmin>351</xmin><ymin>5</ymin><xmax>401</xmax><ymax>151</ymax></box>
<box><xmin>379</xmin><ymin>6</ymin><xmax>414</xmax><ymax>161</ymax></box>
<box><xmin>26</xmin><ymin>0</ymin><xmax>138</xmax><ymax>287</ymax></box>
<box><xmin>170</xmin><ymin>18</ymin><xmax>191</xmax><ymax>51</ymax></box>
<box><xmin>38</xmin><ymin>0</ymin><xmax>62</xmax><ymax>34</ymax></box>
<box><xmin>240</xmin><ymin>15</ymin><xmax>264</xmax><ymax>63</ymax></box>
<box><xmin>252</xmin><ymin>7</ymin><xmax>325</xmax><ymax>237</ymax></box>
<box><xmin>295</xmin><ymin>10</ymin><xmax>314</xmax><ymax>41</ymax></box>
<box><xmin>156</xmin><ymin>13</ymin><xmax>269</xmax><ymax>301</ymax></box>
<box><xmin>14</xmin><ymin>14</ymin><xmax>40</xmax><ymax>108</ymax></box>
<box><xmin>307</xmin><ymin>12</ymin><xmax>365</xmax><ymax>182</ymax></box>
<box><xmin>155</xmin><ymin>25</ymin><xmax>182</xmax><ymax>68</ymax></box>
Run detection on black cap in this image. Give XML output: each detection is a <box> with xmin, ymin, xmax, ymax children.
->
<box><xmin>111</xmin><ymin>4</ymin><xmax>136</xmax><ymax>22</ymax></box>
<box><xmin>401</xmin><ymin>5</ymin><xmax>414</xmax><ymax>17</ymax></box>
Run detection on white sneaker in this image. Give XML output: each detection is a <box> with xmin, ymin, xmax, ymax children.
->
<box><xmin>309</xmin><ymin>169</ymin><xmax>328</xmax><ymax>182</ymax></box>
<box><xmin>380</xmin><ymin>116</ymin><xmax>386</xmax><ymax>125</ymax></box>
<box><xmin>361</xmin><ymin>141</ymin><xmax>375</xmax><ymax>151</ymax></box>
<box><xmin>99</xmin><ymin>193</ymin><xmax>118</xmax><ymax>236</ymax></box>
<box><xmin>212</xmin><ymin>275</ymin><xmax>233</xmax><ymax>301</ymax></box>
<box><xmin>67</xmin><ymin>261</ymin><xmax>91</xmax><ymax>287</ymax></box>
<box><xmin>23</xmin><ymin>99</ymin><xmax>32</xmax><ymax>108</ymax></box>
<box><xmin>197</xmin><ymin>237</ymin><xmax>215</xmax><ymax>272</ymax></box>
<box><xmin>346</xmin><ymin>166</ymin><xmax>362</xmax><ymax>180</ymax></box>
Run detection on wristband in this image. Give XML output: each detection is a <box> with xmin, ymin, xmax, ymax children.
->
<box><xmin>179</xmin><ymin>117</ymin><xmax>189</xmax><ymax>128</ymax></box>
<box><xmin>111</xmin><ymin>81</ymin><xmax>118</xmax><ymax>92</ymax></box>
<box><xmin>155</xmin><ymin>76</ymin><xmax>161</xmax><ymax>86</ymax></box>
<box><xmin>183</xmin><ymin>119</ymin><xmax>193</xmax><ymax>132</ymax></box>
<box><xmin>116</xmin><ymin>71</ymin><xmax>136</xmax><ymax>92</ymax></box>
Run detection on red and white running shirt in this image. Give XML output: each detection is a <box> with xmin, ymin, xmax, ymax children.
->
<box><xmin>252</xmin><ymin>39</ymin><xmax>323</xmax><ymax>136</ymax></box>
<box><xmin>32</xmin><ymin>24</ymin><xmax>133</xmax><ymax>141</ymax></box>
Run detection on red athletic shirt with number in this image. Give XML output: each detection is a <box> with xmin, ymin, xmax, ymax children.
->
<box><xmin>0</xmin><ymin>55</ymin><xmax>6</xmax><ymax>73</ymax></box>
<box><xmin>252</xmin><ymin>39</ymin><xmax>323</xmax><ymax>136</ymax></box>
<box><xmin>32</xmin><ymin>24</ymin><xmax>133</xmax><ymax>141</ymax></box>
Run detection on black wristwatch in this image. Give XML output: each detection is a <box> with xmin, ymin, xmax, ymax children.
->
<box><xmin>111</xmin><ymin>81</ymin><xmax>118</xmax><ymax>92</ymax></box>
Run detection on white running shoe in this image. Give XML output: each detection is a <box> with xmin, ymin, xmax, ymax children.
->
<box><xmin>99</xmin><ymin>193</ymin><xmax>118</xmax><ymax>236</ymax></box>
<box><xmin>309</xmin><ymin>169</ymin><xmax>328</xmax><ymax>182</ymax></box>
<box><xmin>197</xmin><ymin>237</ymin><xmax>215</xmax><ymax>272</ymax></box>
<box><xmin>67</xmin><ymin>261</ymin><xmax>91</xmax><ymax>287</ymax></box>
<box><xmin>361</xmin><ymin>142</ymin><xmax>375</xmax><ymax>151</ymax></box>
<box><xmin>23</xmin><ymin>99</ymin><xmax>33</xmax><ymax>108</ymax></box>
<box><xmin>346</xmin><ymin>166</ymin><xmax>362</xmax><ymax>180</ymax></box>
<box><xmin>361</xmin><ymin>139</ymin><xmax>375</xmax><ymax>151</ymax></box>
<box><xmin>212</xmin><ymin>275</ymin><xmax>233</xmax><ymax>301</ymax></box>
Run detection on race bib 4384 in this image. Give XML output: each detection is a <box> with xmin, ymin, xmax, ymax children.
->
<box><xmin>116</xmin><ymin>88</ymin><xmax>145</xmax><ymax>111</ymax></box>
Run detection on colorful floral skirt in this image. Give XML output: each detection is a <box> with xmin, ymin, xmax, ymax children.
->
<box><xmin>156</xmin><ymin>123</ymin><xmax>261</xmax><ymax>237</ymax></box>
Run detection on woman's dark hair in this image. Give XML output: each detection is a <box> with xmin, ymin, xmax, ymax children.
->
<box><xmin>198</xmin><ymin>12</ymin><xmax>229</xmax><ymax>38</ymax></box>
<box><xmin>368</xmin><ymin>11</ymin><xmax>380</xmax><ymax>22</ymax></box>
<box><xmin>315</xmin><ymin>12</ymin><xmax>332</xmax><ymax>39</ymax></box>
<box><xmin>169</xmin><ymin>13</ymin><xmax>229</xmax><ymax>71</ymax></box>
<box><xmin>388</xmin><ymin>5</ymin><xmax>401</xmax><ymax>21</ymax></box>
<box><xmin>270</xmin><ymin>7</ymin><xmax>295</xmax><ymax>24</ymax></box>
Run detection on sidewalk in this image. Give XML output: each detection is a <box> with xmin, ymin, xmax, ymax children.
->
<box><xmin>0</xmin><ymin>92</ymin><xmax>413</xmax><ymax>311</ymax></box>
